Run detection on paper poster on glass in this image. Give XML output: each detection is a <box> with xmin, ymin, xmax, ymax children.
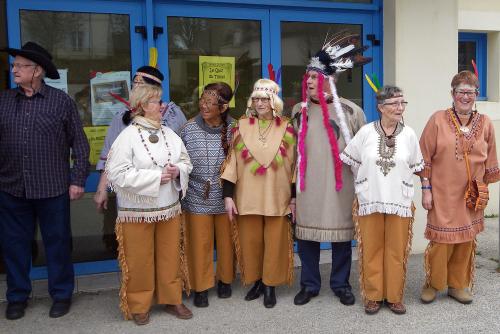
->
<box><xmin>83</xmin><ymin>126</ymin><xmax>109</xmax><ymax>165</ymax></box>
<box><xmin>45</xmin><ymin>69</ymin><xmax>68</xmax><ymax>93</ymax></box>
<box><xmin>90</xmin><ymin>71</ymin><xmax>131</xmax><ymax>126</ymax></box>
<box><xmin>199</xmin><ymin>56</ymin><xmax>236</xmax><ymax>107</ymax></box>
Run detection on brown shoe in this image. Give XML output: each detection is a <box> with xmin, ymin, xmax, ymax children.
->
<box><xmin>165</xmin><ymin>304</ymin><xmax>193</xmax><ymax>319</ymax></box>
<box><xmin>386</xmin><ymin>302</ymin><xmax>406</xmax><ymax>315</ymax></box>
<box><xmin>132</xmin><ymin>312</ymin><xmax>150</xmax><ymax>325</ymax></box>
<box><xmin>448</xmin><ymin>288</ymin><xmax>473</xmax><ymax>304</ymax></box>
<box><xmin>364</xmin><ymin>300</ymin><xmax>381</xmax><ymax>315</ymax></box>
<box><xmin>420</xmin><ymin>286</ymin><xmax>437</xmax><ymax>304</ymax></box>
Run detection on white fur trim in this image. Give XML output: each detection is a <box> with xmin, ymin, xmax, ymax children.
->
<box><xmin>329</xmin><ymin>76</ymin><xmax>351</xmax><ymax>144</ymax></box>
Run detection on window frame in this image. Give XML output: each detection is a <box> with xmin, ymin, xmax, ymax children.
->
<box><xmin>459</xmin><ymin>32</ymin><xmax>487</xmax><ymax>101</ymax></box>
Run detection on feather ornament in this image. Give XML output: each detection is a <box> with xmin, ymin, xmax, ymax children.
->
<box><xmin>149</xmin><ymin>47</ymin><xmax>158</xmax><ymax>68</ymax></box>
<box><xmin>365</xmin><ymin>74</ymin><xmax>379</xmax><ymax>93</ymax></box>
<box><xmin>471</xmin><ymin>59</ymin><xmax>479</xmax><ymax>79</ymax></box>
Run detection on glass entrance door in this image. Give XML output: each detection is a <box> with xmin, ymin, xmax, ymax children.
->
<box><xmin>5</xmin><ymin>0</ymin><xmax>145</xmax><ymax>277</ymax></box>
<box><xmin>155</xmin><ymin>3</ymin><xmax>270</xmax><ymax>119</ymax></box>
<box><xmin>157</xmin><ymin>4</ymin><xmax>379</xmax><ymax>121</ymax></box>
<box><xmin>270</xmin><ymin>9</ymin><xmax>378</xmax><ymax>120</ymax></box>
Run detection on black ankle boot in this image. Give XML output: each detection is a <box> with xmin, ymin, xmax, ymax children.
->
<box><xmin>244</xmin><ymin>280</ymin><xmax>263</xmax><ymax>301</ymax></box>
<box><xmin>194</xmin><ymin>290</ymin><xmax>209</xmax><ymax>307</ymax></box>
<box><xmin>263</xmin><ymin>285</ymin><xmax>276</xmax><ymax>308</ymax></box>
<box><xmin>217</xmin><ymin>281</ymin><xmax>232</xmax><ymax>299</ymax></box>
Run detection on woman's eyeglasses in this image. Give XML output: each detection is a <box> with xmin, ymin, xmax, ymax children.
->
<box><xmin>454</xmin><ymin>90</ymin><xmax>478</xmax><ymax>98</ymax></box>
<box><xmin>251</xmin><ymin>97</ymin><xmax>271</xmax><ymax>103</ymax></box>
<box><xmin>383</xmin><ymin>101</ymin><xmax>409</xmax><ymax>108</ymax></box>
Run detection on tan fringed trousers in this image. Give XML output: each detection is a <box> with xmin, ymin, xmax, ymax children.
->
<box><xmin>185</xmin><ymin>212</ymin><xmax>235</xmax><ymax>292</ymax></box>
<box><xmin>424</xmin><ymin>240</ymin><xmax>474</xmax><ymax>291</ymax></box>
<box><xmin>357</xmin><ymin>213</ymin><xmax>412</xmax><ymax>303</ymax></box>
<box><xmin>237</xmin><ymin>215</ymin><xmax>293</xmax><ymax>287</ymax></box>
<box><xmin>116</xmin><ymin>216</ymin><xmax>182</xmax><ymax>318</ymax></box>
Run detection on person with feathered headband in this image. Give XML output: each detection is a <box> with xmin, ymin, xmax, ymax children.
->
<box><xmin>341</xmin><ymin>85</ymin><xmax>424</xmax><ymax>315</ymax></box>
<box><xmin>221</xmin><ymin>79</ymin><xmax>296</xmax><ymax>308</ymax></box>
<box><xmin>291</xmin><ymin>33</ymin><xmax>370</xmax><ymax>307</ymax></box>
<box><xmin>180</xmin><ymin>82</ymin><xmax>236</xmax><ymax>308</ymax></box>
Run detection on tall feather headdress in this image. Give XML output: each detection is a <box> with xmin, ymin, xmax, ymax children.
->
<box><xmin>307</xmin><ymin>32</ymin><xmax>372</xmax><ymax>76</ymax></box>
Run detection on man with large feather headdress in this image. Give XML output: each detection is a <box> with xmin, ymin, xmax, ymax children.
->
<box><xmin>291</xmin><ymin>32</ymin><xmax>371</xmax><ymax>306</ymax></box>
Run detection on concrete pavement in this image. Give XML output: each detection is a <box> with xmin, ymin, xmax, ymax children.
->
<box><xmin>0</xmin><ymin>218</ymin><xmax>498</xmax><ymax>334</ymax></box>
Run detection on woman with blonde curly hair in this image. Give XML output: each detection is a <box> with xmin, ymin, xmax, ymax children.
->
<box><xmin>221</xmin><ymin>79</ymin><xmax>296</xmax><ymax>308</ymax></box>
<box><xmin>106</xmin><ymin>84</ymin><xmax>193</xmax><ymax>325</ymax></box>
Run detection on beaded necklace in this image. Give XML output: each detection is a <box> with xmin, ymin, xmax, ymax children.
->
<box><xmin>452</xmin><ymin>106</ymin><xmax>474</xmax><ymax>133</ymax></box>
<box><xmin>134</xmin><ymin>123</ymin><xmax>172</xmax><ymax>168</ymax></box>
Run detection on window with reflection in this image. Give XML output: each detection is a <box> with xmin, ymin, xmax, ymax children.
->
<box><xmin>458</xmin><ymin>33</ymin><xmax>487</xmax><ymax>100</ymax></box>
<box><xmin>0</xmin><ymin>0</ymin><xmax>7</xmax><ymax>276</ymax></box>
<box><xmin>19</xmin><ymin>10</ymin><xmax>132</xmax><ymax>266</ymax></box>
<box><xmin>280</xmin><ymin>22</ymin><xmax>364</xmax><ymax>116</ymax></box>
<box><xmin>167</xmin><ymin>17</ymin><xmax>262</xmax><ymax>119</ymax></box>
<box><xmin>0</xmin><ymin>0</ymin><xmax>8</xmax><ymax>91</ymax></box>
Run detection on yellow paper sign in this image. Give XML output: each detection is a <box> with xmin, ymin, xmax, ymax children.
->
<box><xmin>199</xmin><ymin>56</ymin><xmax>236</xmax><ymax>107</ymax></box>
<box><xmin>84</xmin><ymin>126</ymin><xmax>108</xmax><ymax>165</ymax></box>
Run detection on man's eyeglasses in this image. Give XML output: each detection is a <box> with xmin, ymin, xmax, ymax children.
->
<box><xmin>383</xmin><ymin>101</ymin><xmax>409</xmax><ymax>108</ymax></box>
<box><xmin>10</xmin><ymin>63</ymin><xmax>37</xmax><ymax>70</ymax></box>
<box><xmin>454</xmin><ymin>90</ymin><xmax>478</xmax><ymax>98</ymax></box>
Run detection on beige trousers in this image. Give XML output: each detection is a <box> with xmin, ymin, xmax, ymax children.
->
<box><xmin>236</xmin><ymin>215</ymin><xmax>293</xmax><ymax>287</ymax></box>
<box><xmin>116</xmin><ymin>216</ymin><xmax>183</xmax><ymax>319</ymax></box>
<box><xmin>424</xmin><ymin>240</ymin><xmax>475</xmax><ymax>291</ymax></box>
<box><xmin>185</xmin><ymin>212</ymin><xmax>235</xmax><ymax>292</ymax></box>
<box><xmin>357</xmin><ymin>213</ymin><xmax>412</xmax><ymax>303</ymax></box>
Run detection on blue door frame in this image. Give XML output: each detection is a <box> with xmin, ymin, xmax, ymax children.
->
<box><xmin>5</xmin><ymin>0</ymin><xmax>382</xmax><ymax>278</ymax></box>
<box><xmin>5</xmin><ymin>0</ymin><xmax>146</xmax><ymax>279</ymax></box>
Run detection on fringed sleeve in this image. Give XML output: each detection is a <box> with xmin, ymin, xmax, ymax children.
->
<box><xmin>340</xmin><ymin>124</ymin><xmax>364</xmax><ymax>168</ymax></box>
<box><xmin>408</xmin><ymin>127</ymin><xmax>425</xmax><ymax>173</ymax></box>
<box><xmin>417</xmin><ymin>114</ymin><xmax>438</xmax><ymax>179</ymax></box>
<box><xmin>173</xmin><ymin>140</ymin><xmax>193</xmax><ymax>198</ymax></box>
<box><xmin>483</xmin><ymin>116</ymin><xmax>500</xmax><ymax>184</ymax></box>
<box><xmin>106</xmin><ymin>130</ymin><xmax>162</xmax><ymax>202</ymax></box>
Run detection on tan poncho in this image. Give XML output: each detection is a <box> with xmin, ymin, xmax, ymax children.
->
<box><xmin>291</xmin><ymin>98</ymin><xmax>366</xmax><ymax>242</ymax></box>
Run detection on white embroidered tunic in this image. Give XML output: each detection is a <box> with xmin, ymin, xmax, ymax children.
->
<box><xmin>340</xmin><ymin>121</ymin><xmax>424</xmax><ymax>217</ymax></box>
<box><xmin>106</xmin><ymin>121</ymin><xmax>192</xmax><ymax>222</ymax></box>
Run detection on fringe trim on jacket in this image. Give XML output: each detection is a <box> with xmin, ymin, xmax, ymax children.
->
<box><xmin>294</xmin><ymin>225</ymin><xmax>353</xmax><ymax>243</ymax></box>
<box><xmin>116</xmin><ymin>202</ymin><xmax>181</xmax><ymax>223</ymax></box>
<box><xmin>357</xmin><ymin>202</ymin><xmax>413</xmax><ymax>218</ymax></box>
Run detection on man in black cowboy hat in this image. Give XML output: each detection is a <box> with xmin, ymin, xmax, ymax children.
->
<box><xmin>0</xmin><ymin>42</ymin><xmax>90</xmax><ymax>320</ymax></box>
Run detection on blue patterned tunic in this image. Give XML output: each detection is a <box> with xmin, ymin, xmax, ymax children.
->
<box><xmin>180</xmin><ymin>114</ymin><xmax>233</xmax><ymax>214</ymax></box>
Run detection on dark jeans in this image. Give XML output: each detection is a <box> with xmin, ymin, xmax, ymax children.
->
<box><xmin>297</xmin><ymin>239</ymin><xmax>352</xmax><ymax>294</ymax></box>
<box><xmin>0</xmin><ymin>191</ymin><xmax>74</xmax><ymax>302</ymax></box>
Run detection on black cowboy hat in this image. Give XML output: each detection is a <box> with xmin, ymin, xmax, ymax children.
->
<box><xmin>0</xmin><ymin>41</ymin><xmax>60</xmax><ymax>79</ymax></box>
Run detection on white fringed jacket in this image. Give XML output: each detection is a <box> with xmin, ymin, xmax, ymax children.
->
<box><xmin>106</xmin><ymin>120</ymin><xmax>192</xmax><ymax>223</ymax></box>
<box><xmin>340</xmin><ymin>121</ymin><xmax>424</xmax><ymax>218</ymax></box>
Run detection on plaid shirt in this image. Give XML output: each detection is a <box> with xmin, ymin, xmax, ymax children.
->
<box><xmin>0</xmin><ymin>84</ymin><xmax>90</xmax><ymax>199</ymax></box>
